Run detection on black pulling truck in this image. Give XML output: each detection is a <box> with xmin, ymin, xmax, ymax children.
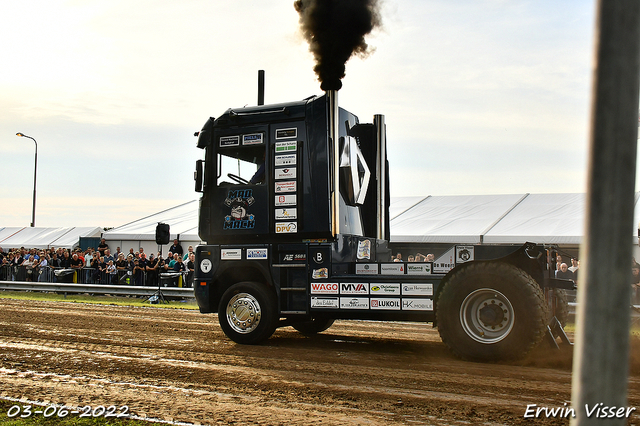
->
<box><xmin>193</xmin><ymin>92</ymin><xmax>572</xmax><ymax>361</ymax></box>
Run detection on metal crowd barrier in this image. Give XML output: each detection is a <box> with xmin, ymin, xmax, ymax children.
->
<box><xmin>0</xmin><ymin>265</ymin><xmax>194</xmax><ymax>288</ymax></box>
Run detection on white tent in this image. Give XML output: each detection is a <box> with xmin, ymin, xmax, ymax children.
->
<box><xmin>93</xmin><ymin>192</ymin><xmax>640</xmax><ymax>253</ymax></box>
<box><xmin>389</xmin><ymin>194</ymin><xmax>528</xmax><ymax>244</ymax></box>
<box><xmin>0</xmin><ymin>227</ymin><xmax>102</xmax><ymax>249</ymax></box>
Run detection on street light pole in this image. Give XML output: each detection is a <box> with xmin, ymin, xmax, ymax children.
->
<box><xmin>16</xmin><ymin>133</ymin><xmax>37</xmax><ymax>227</ymax></box>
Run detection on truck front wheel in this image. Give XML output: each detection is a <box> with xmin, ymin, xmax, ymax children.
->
<box><xmin>437</xmin><ymin>262</ymin><xmax>548</xmax><ymax>362</ymax></box>
<box><xmin>218</xmin><ymin>282</ymin><xmax>278</xmax><ymax>344</ymax></box>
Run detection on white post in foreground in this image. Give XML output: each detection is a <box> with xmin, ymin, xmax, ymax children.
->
<box><xmin>571</xmin><ymin>1</ymin><xmax>640</xmax><ymax>425</ymax></box>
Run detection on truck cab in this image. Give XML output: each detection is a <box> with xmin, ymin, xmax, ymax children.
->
<box><xmin>193</xmin><ymin>93</ymin><xmax>570</xmax><ymax>361</ymax></box>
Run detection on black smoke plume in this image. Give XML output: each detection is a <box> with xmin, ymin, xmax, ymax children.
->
<box><xmin>294</xmin><ymin>0</ymin><xmax>381</xmax><ymax>91</ymax></box>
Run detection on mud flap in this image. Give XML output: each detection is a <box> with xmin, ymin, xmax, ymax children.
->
<box><xmin>546</xmin><ymin>316</ymin><xmax>573</xmax><ymax>349</ymax></box>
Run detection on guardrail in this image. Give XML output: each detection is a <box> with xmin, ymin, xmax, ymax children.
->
<box><xmin>0</xmin><ymin>280</ymin><xmax>195</xmax><ymax>299</ymax></box>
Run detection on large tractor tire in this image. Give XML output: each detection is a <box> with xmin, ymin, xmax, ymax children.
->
<box><xmin>292</xmin><ymin>318</ymin><xmax>335</xmax><ymax>336</ymax></box>
<box><xmin>436</xmin><ymin>262</ymin><xmax>548</xmax><ymax>362</ymax></box>
<box><xmin>218</xmin><ymin>281</ymin><xmax>278</xmax><ymax>345</ymax></box>
<box><xmin>552</xmin><ymin>289</ymin><xmax>570</xmax><ymax>327</ymax></box>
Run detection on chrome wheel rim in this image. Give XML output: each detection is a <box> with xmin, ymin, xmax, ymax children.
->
<box><xmin>460</xmin><ymin>288</ymin><xmax>514</xmax><ymax>344</ymax></box>
<box><xmin>226</xmin><ymin>292</ymin><xmax>262</xmax><ymax>334</ymax></box>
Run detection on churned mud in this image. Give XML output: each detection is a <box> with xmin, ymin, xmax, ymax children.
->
<box><xmin>0</xmin><ymin>298</ymin><xmax>639</xmax><ymax>425</ymax></box>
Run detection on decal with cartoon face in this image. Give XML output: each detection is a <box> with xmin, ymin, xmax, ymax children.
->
<box><xmin>224</xmin><ymin>189</ymin><xmax>256</xmax><ymax>230</ymax></box>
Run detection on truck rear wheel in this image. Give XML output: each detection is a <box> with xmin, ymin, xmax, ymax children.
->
<box><xmin>292</xmin><ymin>318</ymin><xmax>335</xmax><ymax>336</ymax></box>
<box><xmin>218</xmin><ymin>282</ymin><xmax>278</xmax><ymax>345</ymax></box>
<box><xmin>437</xmin><ymin>262</ymin><xmax>548</xmax><ymax>362</ymax></box>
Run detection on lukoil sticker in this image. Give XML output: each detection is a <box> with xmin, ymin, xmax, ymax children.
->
<box><xmin>275</xmin><ymin>208</ymin><xmax>297</xmax><ymax>220</ymax></box>
<box><xmin>246</xmin><ymin>248</ymin><xmax>268</xmax><ymax>259</ymax></box>
<box><xmin>370</xmin><ymin>298</ymin><xmax>401</xmax><ymax>310</ymax></box>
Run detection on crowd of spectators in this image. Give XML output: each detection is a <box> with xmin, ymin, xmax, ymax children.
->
<box><xmin>392</xmin><ymin>252</ymin><xmax>435</xmax><ymax>262</ymax></box>
<box><xmin>0</xmin><ymin>239</ymin><xmax>195</xmax><ymax>288</ymax></box>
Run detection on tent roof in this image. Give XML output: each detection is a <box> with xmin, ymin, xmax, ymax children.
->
<box><xmin>389</xmin><ymin>194</ymin><xmax>528</xmax><ymax>244</ymax></box>
<box><xmin>93</xmin><ymin>192</ymin><xmax>640</xmax><ymax>246</ymax></box>
<box><xmin>0</xmin><ymin>227</ymin><xmax>101</xmax><ymax>249</ymax></box>
<box><xmin>103</xmin><ymin>200</ymin><xmax>200</xmax><ymax>241</ymax></box>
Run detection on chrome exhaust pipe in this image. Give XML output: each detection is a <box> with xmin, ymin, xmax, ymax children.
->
<box><xmin>327</xmin><ymin>90</ymin><xmax>340</xmax><ymax>237</ymax></box>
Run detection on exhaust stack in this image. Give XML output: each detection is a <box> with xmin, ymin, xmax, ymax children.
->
<box><xmin>327</xmin><ymin>89</ymin><xmax>340</xmax><ymax>236</ymax></box>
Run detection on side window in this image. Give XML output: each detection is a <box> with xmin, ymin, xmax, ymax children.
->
<box><xmin>217</xmin><ymin>145</ymin><xmax>266</xmax><ymax>186</ymax></box>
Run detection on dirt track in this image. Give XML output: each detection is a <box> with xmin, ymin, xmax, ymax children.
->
<box><xmin>0</xmin><ymin>298</ymin><xmax>639</xmax><ymax>425</ymax></box>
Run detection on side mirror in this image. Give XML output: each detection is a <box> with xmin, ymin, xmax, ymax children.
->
<box><xmin>195</xmin><ymin>160</ymin><xmax>204</xmax><ymax>192</ymax></box>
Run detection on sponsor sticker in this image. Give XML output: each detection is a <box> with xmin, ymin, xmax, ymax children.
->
<box><xmin>221</xmin><ymin>249</ymin><xmax>242</xmax><ymax>260</ymax></box>
<box><xmin>456</xmin><ymin>246</ymin><xmax>475</xmax><ymax>263</ymax></box>
<box><xmin>311</xmin><ymin>282</ymin><xmax>339</xmax><ymax>294</ymax></box>
<box><xmin>370</xmin><ymin>298</ymin><xmax>401</xmax><ymax>310</ymax></box>
<box><xmin>340</xmin><ymin>297</ymin><xmax>369</xmax><ymax>309</ymax></box>
<box><xmin>275</xmin><ymin>208</ymin><xmax>297</xmax><ymax>220</ymax></box>
<box><xmin>402</xmin><ymin>283</ymin><xmax>434</xmax><ymax>296</ymax></box>
<box><xmin>275</xmin><ymin>141</ymin><xmax>297</xmax><ymax>152</ymax></box>
<box><xmin>406</xmin><ymin>263</ymin><xmax>432</xmax><ymax>275</ymax></box>
<box><xmin>242</xmin><ymin>133</ymin><xmax>263</xmax><ymax>145</ymax></box>
<box><xmin>380</xmin><ymin>263</ymin><xmax>405</xmax><ymax>275</ymax></box>
<box><xmin>340</xmin><ymin>283</ymin><xmax>369</xmax><ymax>295</ymax></box>
<box><xmin>275</xmin><ymin>154</ymin><xmax>297</xmax><ymax>166</ymax></box>
<box><xmin>275</xmin><ymin>194</ymin><xmax>297</xmax><ymax>206</ymax></box>
<box><xmin>275</xmin><ymin>167</ymin><xmax>296</xmax><ymax>180</ymax></box>
<box><xmin>223</xmin><ymin>189</ymin><xmax>256</xmax><ymax>230</ymax></box>
<box><xmin>246</xmin><ymin>248</ymin><xmax>268</xmax><ymax>259</ymax></box>
<box><xmin>275</xmin><ymin>180</ymin><xmax>297</xmax><ymax>193</ymax></box>
<box><xmin>402</xmin><ymin>298</ymin><xmax>434</xmax><ymax>311</ymax></box>
<box><xmin>275</xmin><ymin>222</ymin><xmax>297</xmax><ymax>233</ymax></box>
<box><xmin>199</xmin><ymin>259</ymin><xmax>212</xmax><ymax>273</ymax></box>
<box><xmin>370</xmin><ymin>283</ymin><xmax>401</xmax><ymax>295</ymax></box>
<box><xmin>276</xmin><ymin>128</ymin><xmax>297</xmax><ymax>139</ymax></box>
<box><xmin>312</xmin><ymin>268</ymin><xmax>329</xmax><ymax>279</ymax></box>
<box><xmin>355</xmin><ymin>264</ymin><xmax>379</xmax><ymax>275</ymax></box>
<box><xmin>434</xmin><ymin>247</ymin><xmax>456</xmax><ymax>274</ymax></box>
<box><xmin>281</xmin><ymin>253</ymin><xmax>306</xmax><ymax>262</ymax></box>
<box><xmin>357</xmin><ymin>239</ymin><xmax>371</xmax><ymax>260</ymax></box>
<box><xmin>219</xmin><ymin>135</ymin><xmax>239</xmax><ymax>147</ymax></box>
<box><xmin>311</xmin><ymin>297</ymin><xmax>339</xmax><ymax>309</ymax></box>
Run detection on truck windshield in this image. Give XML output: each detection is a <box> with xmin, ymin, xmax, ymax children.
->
<box><xmin>217</xmin><ymin>147</ymin><xmax>265</xmax><ymax>186</ymax></box>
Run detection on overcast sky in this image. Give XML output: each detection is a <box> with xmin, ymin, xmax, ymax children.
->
<box><xmin>1</xmin><ymin>0</ymin><xmax>603</xmax><ymax>228</ymax></box>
